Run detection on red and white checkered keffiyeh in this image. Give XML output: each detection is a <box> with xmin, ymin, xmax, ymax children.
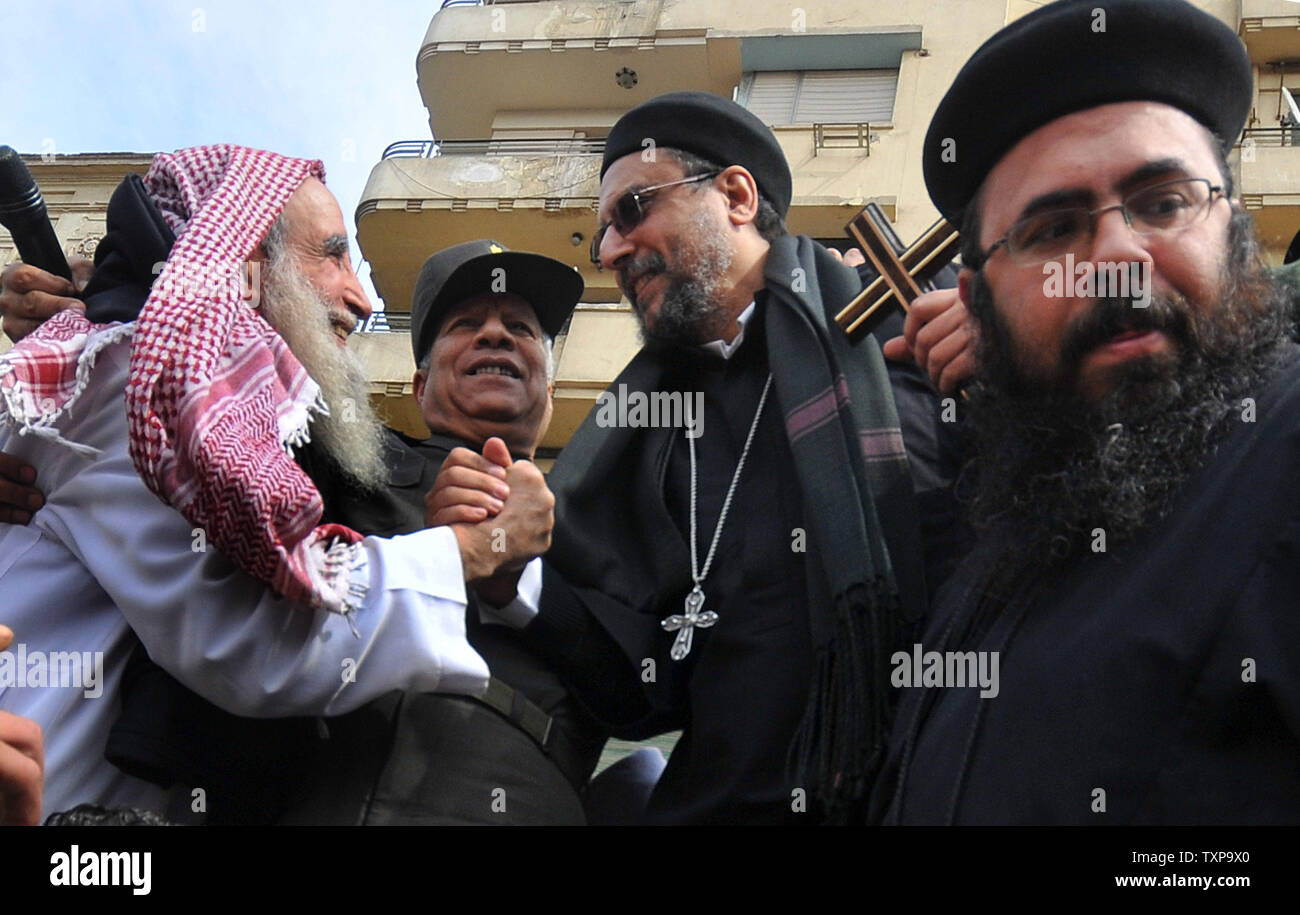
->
<box><xmin>0</xmin><ymin>145</ymin><xmax>364</xmax><ymax>617</ymax></box>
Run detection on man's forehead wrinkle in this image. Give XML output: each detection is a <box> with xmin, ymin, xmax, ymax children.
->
<box><xmin>497</xmin><ymin>297</ymin><xmax>543</xmax><ymax>325</ymax></box>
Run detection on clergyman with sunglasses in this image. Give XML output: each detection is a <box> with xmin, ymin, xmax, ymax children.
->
<box><xmin>436</xmin><ymin>89</ymin><xmax>965</xmax><ymax>824</ymax></box>
<box><xmin>872</xmin><ymin>0</ymin><xmax>1300</xmax><ymax>824</ymax></box>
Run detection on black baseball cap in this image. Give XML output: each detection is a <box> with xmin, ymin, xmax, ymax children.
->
<box><xmin>409</xmin><ymin>239</ymin><xmax>584</xmax><ymax>362</ymax></box>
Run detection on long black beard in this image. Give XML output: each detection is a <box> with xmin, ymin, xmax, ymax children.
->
<box><xmin>960</xmin><ymin>213</ymin><xmax>1293</xmax><ymax>600</ymax></box>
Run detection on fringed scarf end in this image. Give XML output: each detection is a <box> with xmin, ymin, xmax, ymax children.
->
<box><xmin>789</xmin><ymin>577</ymin><xmax>901</xmax><ymax>824</ymax></box>
<box><xmin>0</xmin><ymin>321</ymin><xmax>136</xmax><ymax>457</ymax></box>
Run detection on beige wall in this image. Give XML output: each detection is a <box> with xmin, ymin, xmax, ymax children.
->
<box><xmin>0</xmin><ymin>154</ymin><xmax>154</xmax><ymax>274</ymax></box>
<box><xmin>362</xmin><ymin>0</ymin><xmax>1014</xmax><ymax>318</ymax></box>
<box><xmin>357</xmin><ymin>0</ymin><xmax>1300</xmax><ymax>445</ymax></box>
<box><xmin>0</xmin><ymin>153</ymin><xmax>154</xmax><ymax>348</ymax></box>
<box><xmin>1243</xmin><ymin>0</ymin><xmax>1300</xmax><ymax>20</ymax></box>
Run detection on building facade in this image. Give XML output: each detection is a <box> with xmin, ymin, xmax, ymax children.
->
<box><xmin>0</xmin><ymin>152</ymin><xmax>155</xmax><ymax>356</ymax></box>
<box><xmin>6</xmin><ymin>4</ymin><xmax>1297</xmax><ymax>446</ymax></box>
<box><xmin>355</xmin><ymin>0</ymin><xmax>1298</xmax><ymax>451</ymax></box>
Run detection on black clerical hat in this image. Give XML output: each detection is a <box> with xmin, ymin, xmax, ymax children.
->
<box><xmin>409</xmin><ymin>240</ymin><xmax>583</xmax><ymax>362</ymax></box>
<box><xmin>601</xmin><ymin>91</ymin><xmax>794</xmax><ymax>216</ymax></box>
<box><xmin>924</xmin><ymin>0</ymin><xmax>1253</xmax><ymax>223</ymax></box>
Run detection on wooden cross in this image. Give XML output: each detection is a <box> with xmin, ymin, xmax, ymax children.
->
<box><xmin>834</xmin><ymin>202</ymin><xmax>961</xmax><ymax>342</ymax></box>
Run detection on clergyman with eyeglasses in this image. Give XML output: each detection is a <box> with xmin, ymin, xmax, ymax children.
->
<box><xmin>871</xmin><ymin>0</ymin><xmax>1300</xmax><ymax>824</ymax></box>
<box><xmin>433</xmin><ymin>89</ymin><xmax>968</xmax><ymax>824</ymax></box>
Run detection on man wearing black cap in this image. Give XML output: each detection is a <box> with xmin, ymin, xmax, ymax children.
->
<box><xmin>437</xmin><ymin>91</ymin><xmax>960</xmax><ymax>824</ymax></box>
<box><xmin>307</xmin><ymin>240</ymin><xmax>579</xmax><ymax>539</ymax></box>
<box><xmin>279</xmin><ymin>239</ymin><xmax>611</xmax><ymax>824</ymax></box>
<box><xmin>873</xmin><ymin>0</ymin><xmax>1300</xmax><ymax>823</ymax></box>
<box><xmin>0</xmin><ymin>236</ymin><xmax>598</xmax><ymax>824</ymax></box>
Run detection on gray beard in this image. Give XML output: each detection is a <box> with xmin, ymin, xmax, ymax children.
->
<box><xmin>960</xmin><ymin>223</ymin><xmax>1292</xmax><ymax>599</ymax></box>
<box><xmin>259</xmin><ymin>255</ymin><xmax>389</xmax><ymax>493</ymax></box>
<box><xmin>623</xmin><ymin>208</ymin><xmax>734</xmax><ymax>347</ymax></box>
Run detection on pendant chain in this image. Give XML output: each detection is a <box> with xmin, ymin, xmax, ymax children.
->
<box><xmin>687</xmin><ymin>373</ymin><xmax>774</xmax><ymax>588</ymax></box>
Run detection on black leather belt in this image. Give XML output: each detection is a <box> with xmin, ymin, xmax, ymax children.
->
<box><xmin>477</xmin><ymin>677</ymin><xmax>589</xmax><ymax>793</ymax></box>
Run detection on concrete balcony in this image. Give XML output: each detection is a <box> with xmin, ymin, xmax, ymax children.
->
<box><xmin>774</xmin><ymin>123</ymin><xmax>911</xmax><ymax>241</ymax></box>
<box><xmin>356</xmin><ymin>140</ymin><xmax>607</xmax><ymax>315</ymax></box>
<box><xmin>419</xmin><ymin>1</ymin><xmax>950</xmax><ymax>143</ymax></box>
<box><xmin>348</xmin><ymin>331</ymin><xmax>426</xmax><ymax>439</ymax></box>
<box><xmin>543</xmin><ymin>303</ymin><xmax>642</xmax><ymax>451</ymax></box>
<box><xmin>421</xmin><ymin>3</ymin><xmax>738</xmax><ymax>140</ymax></box>
<box><xmin>1236</xmin><ymin>127</ymin><xmax>1300</xmax><ymax>261</ymax></box>
<box><xmin>1240</xmin><ymin>0</ymin><xmax>1300</xmax><ymax>65</ymax></box>
<box><xmin>356</xmin><ymin>124</ymin><xmax>917</xmax><ymax>318</ymax></box>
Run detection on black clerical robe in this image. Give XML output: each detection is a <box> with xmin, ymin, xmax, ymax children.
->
<box><xmin>874</xmin><ymin>349</ymin><xmax>1300</xmax><ymax>824</ymax></box>
<box><xmin>524</xmin><ymin>247</ymin><xmax>961</xmax><ymax>825</ymax></box>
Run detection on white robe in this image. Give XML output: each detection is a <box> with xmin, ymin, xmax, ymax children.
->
<box><xmin>0</xmin><ymin>336</ymin><xmax>491</xmax><ymax>818</ymax></box>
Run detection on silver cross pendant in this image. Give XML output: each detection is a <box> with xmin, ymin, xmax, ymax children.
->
<box><xmin>661</xmin><ymin>586</ymin><xmax>718</xmax><ymax>661</ymax></box>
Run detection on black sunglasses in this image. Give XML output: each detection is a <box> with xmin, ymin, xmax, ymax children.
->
<box><xmin>590</xmin><ymin>171</ymin><xmax>720</xmax><ymax>267</ymax></box>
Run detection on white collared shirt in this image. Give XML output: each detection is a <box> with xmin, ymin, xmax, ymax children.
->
<box><xmin>697</xmin><ymin>301</ymin><xmax>757</xmax><ymax>361</ymax></box>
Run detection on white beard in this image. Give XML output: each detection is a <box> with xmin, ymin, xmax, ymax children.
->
<box><xmin>259</xmin><ymin>255</ymin><xmax>389</xmax><ymax>492</ymax></box>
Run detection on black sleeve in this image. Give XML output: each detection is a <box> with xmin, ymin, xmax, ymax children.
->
<box><xmin>522</xmin><ymin>561</ymin><xmax>687</xmax><ymax>740</ymax></box>
<box><xmin>863</xmin><ymin>286</ymin><xmax>975</xmax><ymax>605</ymax></box>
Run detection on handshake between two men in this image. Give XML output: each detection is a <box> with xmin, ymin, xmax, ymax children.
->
<box><xmin>0</xmin><ymin>153</ymin><xmax>588</xmax><ymax>825</ymax></box>
<box><xmin>0</xmin><ymin>147</ymin><xmax>965</xmax><ymax>823</ymax></box>
<box><xmin>436</xmin><ymin>435</ymin><xmax>554</xmax><ymax>610</ymax></box>
<box><xmin>0</xmin><ymin>255</ymin><xmax>557</xmax><ymax>597</ymax></box>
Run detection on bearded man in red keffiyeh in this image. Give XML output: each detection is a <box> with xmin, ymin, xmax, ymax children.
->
<box><xmin>4</xmin><ymin>146</ymin><xmax>378</xmax><ymax>613</ymax></box>
<box><xmin>0</xmin><ymin>146</ymin><xmax>553</xmax><ymax>818</ymax></box>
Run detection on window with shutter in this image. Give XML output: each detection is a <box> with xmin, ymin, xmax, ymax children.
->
<box><xmin>739</xmin><ymin>70</ymin><xmax>898</xmax><ymax>126</ymax></box>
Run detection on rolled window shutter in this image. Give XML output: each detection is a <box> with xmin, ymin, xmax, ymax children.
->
<box><xmin>744</xmin><ymin>71</ymin><xmax>800</xmax><ymax>125</ymax></box>
<box><xmin>741</xmin><ymin>70</ymin><xmax>898</xmax><ymax>125</ymax></box>
<box><xmin>797</xmin><ymin>70</ymin><xmax>897</xmax><ymax>123</ymax></box>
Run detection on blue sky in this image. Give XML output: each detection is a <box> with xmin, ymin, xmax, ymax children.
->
<box><xmin>0</xmin><ymin>0</ymin><xmax>441</xmax><ymax>308</ymax></box>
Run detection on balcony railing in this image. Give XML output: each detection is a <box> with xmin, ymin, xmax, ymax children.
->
<box><xmin>812</xmin><ymin>123</ymin><xmax>872</xmax><ymax>156</ymax></box>
<box><xmin>358</xmin><ymin>312</ymin><xmax>411</xmax><ymax>334</ymax></box>
<box><xmin>1239</xmin><ymin>126</ymin><xmax>1300</xmax><ymax>149</ymax></box>
<box><xmin>382</xmin><ymin>138</ymin><xmax>606</xmax><ymax>159</ymax></box>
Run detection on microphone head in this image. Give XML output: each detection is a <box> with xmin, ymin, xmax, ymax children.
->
<box><xmin>0</xmin><ymin>145</ymin><xmax>48</xmax><ymax>231</ymax></box>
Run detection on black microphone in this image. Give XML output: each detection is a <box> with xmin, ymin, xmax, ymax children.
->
<box><xmin>0</xmin><ymin>145</ymin><xmax>72</xmax><ymax>280</ymax></box>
